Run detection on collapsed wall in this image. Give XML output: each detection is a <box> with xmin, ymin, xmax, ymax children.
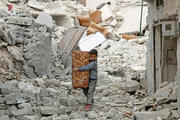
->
<box><xmin>0</xmin><ymin>10</ymin><xmax>53</xmax><ymax>78</ymax></box>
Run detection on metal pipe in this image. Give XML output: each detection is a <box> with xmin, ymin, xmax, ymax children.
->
<box><xmin>139</xmin><ymin>0</ymin><xmax>144</xmax><ymax>36</ymax></box>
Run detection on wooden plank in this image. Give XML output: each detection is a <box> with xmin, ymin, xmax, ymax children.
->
<box><xmin>58</xmin><ymin>27</ymin><xmax>77</xmax><ymax>57</ymax></box>
<box><xmin>61</xmin><ymin>27</ymin><xmax>86</xmax><ymax>65</ymax></box>
<box><xmin>72</xmin><ymin>51</ymin><xmax>90</xmax><ymax>89</ymax></box>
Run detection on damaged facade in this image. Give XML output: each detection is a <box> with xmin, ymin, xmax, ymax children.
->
<box><xmin>145</xmin><ymin>0</ymin><xmax>180</xmax><ymax>113</ymax></box>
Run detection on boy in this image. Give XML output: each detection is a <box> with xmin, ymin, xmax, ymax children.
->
<box><xmin>74</xmin><ymin>49</ymin><xmax>98</xmax><ymax>111</ymax></box>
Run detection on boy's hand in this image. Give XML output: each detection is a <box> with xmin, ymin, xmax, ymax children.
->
<box><xmin>73</xmin><ymin>67</ymin><xmax>79</xmax><ymax>72</ymax></box>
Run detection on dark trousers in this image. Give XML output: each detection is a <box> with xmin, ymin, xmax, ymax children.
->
<box><xmin>83</xmin><ymin>79</ymin><xmax>97</xmax><ymax>104</ymax></box>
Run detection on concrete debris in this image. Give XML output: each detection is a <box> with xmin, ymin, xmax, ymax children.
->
<box><xmin>7</xmin><ymin>16</ymin><xmax>34</xmax><ymax>26</ymax></box>
<box><xmin>35</xmin><ymin>13</ymin><xmax>54</xmax><ymax>29</ymax></box>
<box><xmin>100</xmin><ymin>4</ymin><xmax>113</xmax><ymax>21</ymax></box>
<box><xmin>134</xmin><ymin>108</ymin><xmax>171</xmax><ymax>120</ymax></box>
<box><xmin>78</xmin><ymin>32</ymin><xmax>106</xmax><ymax>51</ymax></box>
<box><xmin>0</xmin><ymin>0</ymin><xmax>178</xmax><ymax>120</ymax></box>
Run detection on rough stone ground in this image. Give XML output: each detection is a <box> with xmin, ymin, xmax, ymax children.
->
<box><xmin>0</xmin><ymin>0</ymin><xmax>179</xmax><ymax>120</ymax></box>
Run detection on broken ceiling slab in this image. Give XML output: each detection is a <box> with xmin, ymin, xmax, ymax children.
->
<box><xmin>44</xmin><ymin>1</ymin><xmax>66</xmax><ymax>16</ymax></box>
<box><xmin>117</xmin><ymin>5</ymin><xmax>148</xmax><ymax>34</ymax></box>
<box><xmin>59</xmin><ymin>27</ymin><xmax>86</xmax><ymax>65</ymax></box>
<box><xmin>8</xmin><ymin>0</ymin><xmax>20</xmax><ymax>3</ymax></box>
<box><xmin>28</xmin><ymin>0</ymin><xmax>45</xmax><ymax>11</ymax></box>
<box><xmin>78</xmin><ymin>32</ymin><xmax>106</xmax><ymax>51</ymax></box>
<box><xmin>134</xmin><ymin>108</ymin><xmax>171</xmax><ymax>120</ymax></box>
<box><xmin>35</xmin><ymin>13</ymin><xmax>54</xmax><ymax>28</ymax></box>
<box><xmin>7</xmin><ymin>16</ymin><xmax>34</xmax><ymax>26</ymax></box>
<box><xmin>100</xmin><ymin>5</ymin><xmax>113</xmax><ymax>21</ymax></box>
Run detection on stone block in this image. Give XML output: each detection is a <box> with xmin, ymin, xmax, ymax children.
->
<box><xmin>28</xmin><ymin>1</ymin><xmax>44</xmax><ymax>11</ymax></box>
<box><xmin>16</xmin><ymin>115</ymin><xmax>40</xmax><ymax>120</ymax></box>
<box><xmin>172</xmin><ymin>110</ymin><xmax>180</xmax><ymax>119</ymax></box>
<box><xmin>119</xmin><ymin>80</ymin><xmax>140</xmax><ymax>93</ymax></box>
<box><xmin>7</xmin><ymin>46</ymin><xmax>25</xmax><ymax>62</ymax></box>
<box><xmin>67</xmin><ymin>97</ymin><xmax>78</xmax><ymax>106</ymax></box>
<box><xmin>0</xmin><ymin>110</ymin><xmax>10</xmax><ymax>115</ymax></box>
<box><xmin>7</xmin><ymin>16</ymin><xmax>34</xmax><ymax>26</ymax></box>
<box><xmin>5</xmin><ymin>92</ymin><xmax>21</xmax><ymax>104</ymax></box>
<box><xmin>40</xmin><ymin>116</ymin><xmax>54</xmax><ymax>120</ymax></box>
<box><xmin>26</xmin><ymin>33</ymin><xmax>52</xmax><ymax>77</ymax></box>
<box><xmin>40</xmin><ymin>106</ymin><xmax>59</xmax><ymax>115</ymax></box>
<box><xmin>134</xmin><ymin>109</ymin><xmax>171</xmax><ymax>120</ymax></box>
<box><xmin>0</xmin><ymin>9</ymin><xmax>10</xmax><ymax>18</ymax></box>
<box><xmin>35</xmin><ymin>13</ymin><xmax>54</xmax><ymax>28</ymax></box>
<box><xmin>10</xmin><ymin>103</ymin><xmax>33</xmax><ymax>116</ymax></box>
<box><xmin>23</xmin><ymin>65</ymin><xmax>37</xmax><ymax>78</ymax></box>
<box><xmin>0</xmin><ymin>115</ymin><xmax>9</xmax><ymax>120</ymax></box>
<box><xmin>40</xmin><ymin>89</ymin><xmax>49</xmax><ymax>97</ymax></box>
<box><xmin>87</xmin><ymin>111</ymin><xmax>98</xmax><ymax>119</ymax></box>
<box><xmin>0</xmin><ymin>104</ymin><xmax>8</xmax><ymax>110</ymax></box>
<box><xmin>8</xmin><ymin>0</ymin><xmax>20</xmax><ymax>3</ymax></box>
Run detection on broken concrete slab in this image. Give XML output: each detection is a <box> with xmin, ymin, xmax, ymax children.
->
<box><xmin>78</xmin><ymin>32</ymin><xmax>106</xmax><ymax>51</ymax></box>
<box><xmin>0</xmin><ymin>115</ymin><xmax>9</xmax><ymax>120</ymax></box>
<box><xmin>0</xmin><ymin>9</ymin><xmax>10</xmax><ymax>18</ymax></box>
<box><xmin>117</xmin><ymin>6</ymin><xmax>148</xmax><ymax>34</ymax></box>
<box><xmin>153</xmin><ymin>83</ymin><xmax>173</xmax><ymax>105</ymax></box>
<box><xmin>100</xmin><ymin>5</ymin><xmax>113</xmax><ymax>21</ymax></box>
<box><xmin>134</xmin><ymin>109</ymin><xmax>171</xmax><ymax>120</ymax></box>
<box><xmin>35</xmin><ymin>13</ymin><xmax>54</xmax><ymax>28</ymax></box>
<box><xmin>10</xmin><ymin>103</ymin><xmax>33</xmax><ymax>116</ymax></box>
<box><xmin>119</xmin><ymin>80</ymin><xmax>140</xmax><ymax>93</ymax></box>
<box><xmin>40</xmin><ymin>106</ymin><xmax>59</xmax><ymax>115</ymax></box>
<box><xmin>7</xmin><ymin>17</ymin><xmax>34</xmax><ymax>26</ymax></box>
<box><xmin>28</xmin><ymin>0</ymin><xmax>44</xmax><ymax>11</ymax></box>
<box><xmin>7</xmin><ymin>46</ymin><xmax>25</xmax><ymax>62</ymax></box>
<box><xmin>171</xmin><ymin>110</ymin><xmax>180</xmax><ymax>119</ymax></box>
<box><xmin>8</xmin><ymin>0</ymin><xmax>20</xmax><ymax>3</ymax></box>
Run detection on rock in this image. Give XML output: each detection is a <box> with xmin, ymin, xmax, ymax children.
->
<box><xmin>17</xmin><ymin>115</ymin><xmax>40</xmax><ymax>120</ymax></box>
<box><xmin>10</xmin><ymin>103</ymin><xmax>33</xmax><ymax>116</ymax></box>
<box><xmin>153</xmin><ymin>83</ymin><xmax>173</xmax><ymax>105</ymax></box>
<box><xmin>23</xmin><ymin>65</ymin><xmax>37</xmax><ymax>78</ymax></box>
<box><xmin>106</xmin><ymin>108</ymin><xmax>119</xmax><ymax>119</ymax></box>
<box><xmin>67</xmin><ymin>96</ymin><xmax>78</xmax><ymax>106</ymax></box>
<box><xmin>8</xmin><ymin>0</ymin><xmax>20</xmax><ymax>3</ymax></box>
<box><xmin>134</xmin><ymin>109</ymin><xmax>171</xmax><ymax>120</ymax></box>
<box><xmin>0</xmin><ymin>9</ymin><xmax>10</xmax><ymax>18</ymax></box>
<box><xmin>110</xmin><ymin>19</ymin><xmax>117</xmax><ymax>27</ymax></box>
<box><xmin>5</xmin><ymin>92</ymin><xmax>21</xmax><ymax>104</ymax></box>
<box><xmin>40</xmin><ymin>116</ymin><xmax>54</xmax><ymax>120</ymax></box>
<box><xmin>7</xmin><ymin>16</ymin><xmax>34</xmax><ymax>26</ymax></box>
<box><xmin>7</xmin><ymin>46</ymin><xmax>25</xmax><ymax>62</ymax></box>
<box><xmin>28</xmin><ymin>1</ymin><xmax>44</xmax><ymax>11</ymax></box>
<box><xmin>26</xmin><ymin>33</ymin><xmax>52</xmax><ymax>77</ymax></box>
<box><xmin>171</xmin><ymin>110</ymin><xmax>180</xmax><ymax>119</ymax></box>
<box><xmin>0</xmin><ymin>115</ymin><xmax>9</xmax><ymax>120</ymax></box>
<box><xmin>35</xmin><ymin>13</ymin><xmax>54</xmax><ymax>29</ymax></box>
<box><xmin>40</xmin><ymin>106</ymin><xmax>59</xmax><ymax>115</ymax></box>
<box><xmin>87</xmin><ymin>111</ymin><xmax>98</xmax><ymax>119</ymax></box>
<box><xmin>120</xmin><ymin>80</ymin><xmax>140</xmax><ymax>93</ymax></box>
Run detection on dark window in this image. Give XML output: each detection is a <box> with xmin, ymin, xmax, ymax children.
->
<box><xmin>165</xmin><ymin>24</ymin><xmax>172</xmax><ymax>31</ymax></box>
<box><xmin>156</xmin><ymin>0</ymin><xmax>164</xmax><ymax>7</ymax></box>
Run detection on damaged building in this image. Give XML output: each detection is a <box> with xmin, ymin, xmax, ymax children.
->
<box><xmin>145</xmin><ymin>0</ymin><xmax>180</xmax><ymax>114</ymax></box>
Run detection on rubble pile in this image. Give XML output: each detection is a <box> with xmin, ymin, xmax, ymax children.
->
<box><xmin>97</xmin><ymin>37</ymin><xmax>147</xmax><ymax>86</ymax></box>
<box><xmin>0</xmin><ymin>0</ymin><xmax>179</xmax><ymax>120</ymax></box>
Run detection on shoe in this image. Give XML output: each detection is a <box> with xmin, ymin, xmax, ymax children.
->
<box><xmin>85</xmin><ymin>104</ymin><xmax>91</xmax><ymax>111</ymax></box>
<box><xmin>92</xmin><ymin>99</ymin><xmax>94</xmax><ymax>104</ymax></box>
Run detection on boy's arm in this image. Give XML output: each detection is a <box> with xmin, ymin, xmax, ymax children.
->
<box><xmin>79</xmin><ymin>63</ymin><xmax>92</xmax><ymax>71</ymax></box>
<box><xmin>79</xmin><ymin>61</ymin><xmax>97</xmax><ymax>71</ymax></box>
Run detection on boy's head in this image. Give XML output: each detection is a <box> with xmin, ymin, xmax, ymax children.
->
<box><xmin>107</xmin><ymin>2</ymin><xmax>111</xmax><ymax>6</ymax></box>
<box><xmin>90</xmin><ymin>49</ymin><xmax>98</xmax><ymax>61</ymax></box>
